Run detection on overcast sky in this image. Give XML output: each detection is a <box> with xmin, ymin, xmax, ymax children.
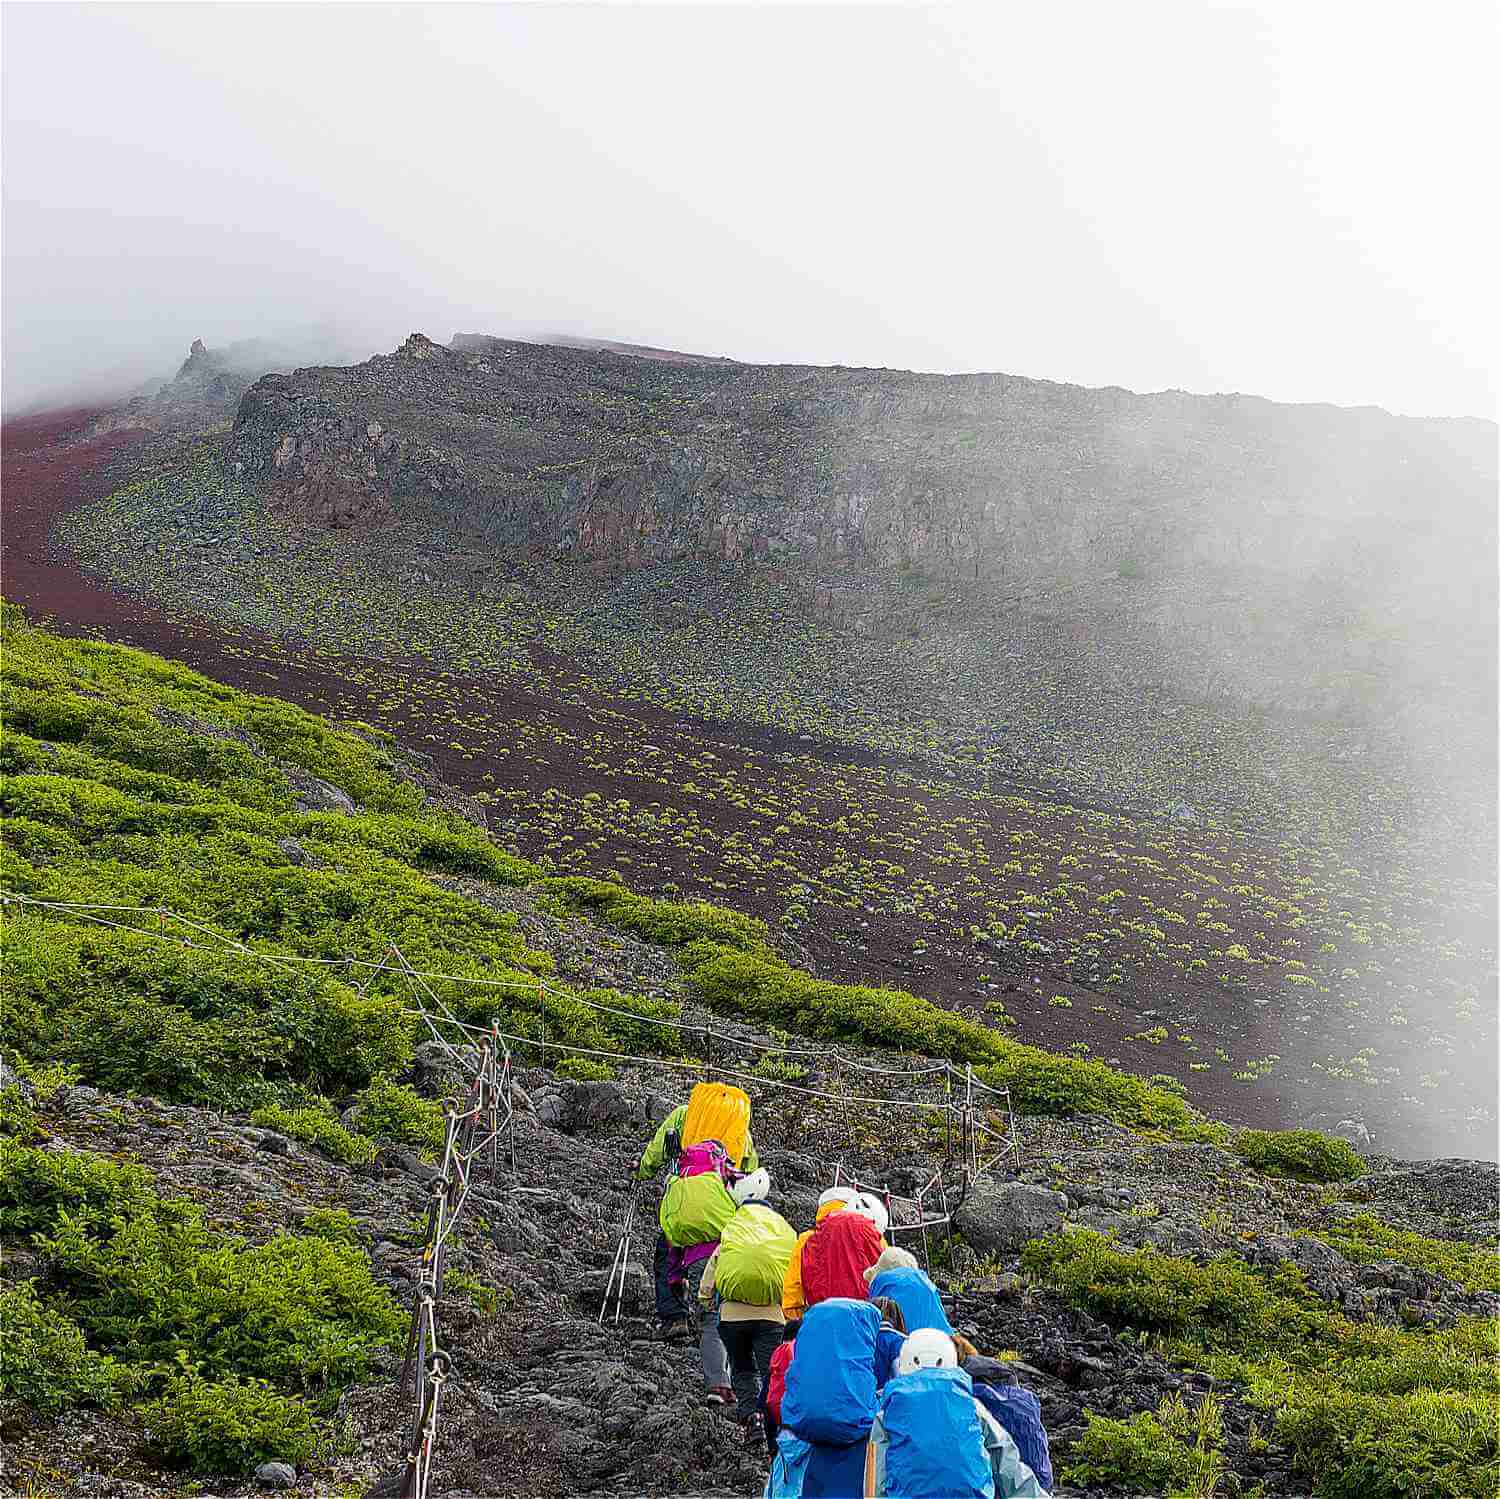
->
<box><xmin>3</xmin><ymin>2</ymin><xmax>1496</xmax><ymax>417</ymax></box>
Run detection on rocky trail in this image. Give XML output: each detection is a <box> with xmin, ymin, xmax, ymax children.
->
<box><xmin>7</xmin><ymin>985</ymin><xmax>1496</xmax><ymax>1499</ymax></box>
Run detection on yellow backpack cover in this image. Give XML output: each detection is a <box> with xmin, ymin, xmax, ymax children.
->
<box><xmin>680</xmin><ymin>1081</ymin><xmax>751</xmax><ymax>1167</ymax></box>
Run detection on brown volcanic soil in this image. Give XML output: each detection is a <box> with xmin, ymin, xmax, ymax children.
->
<box><xmin>4</xmin><ymin>407</ymin><xmax>1493</xmax><ymax>1156</ymax></box>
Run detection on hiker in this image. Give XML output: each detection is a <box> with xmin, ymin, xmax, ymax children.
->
<box><xmin>654</xmin><ymin>1134</ymin><xmax>737</xmax><ymax>1399</ymax></box>
<box><xmin>800</xmin><ymin>1192</ymin><xmax>888</xmax><ymax>1308</ymax></box>
<box><xmin>764</xmin><ymin>1318</ymin><xmax>799</xmax><ymax>1453</ymax></box>
<box><xmin>865</xmin><ymin>1246</ymin><xmax>953</xmax><ymax>1336</ymax></box>
<box><xmin>699</xmin><ymin>1167</ymin><xmax>795</xmax><ymax>1434</ymax></box>
<box><xmin>953</xmin><ymin>1335</ymin><xmax>1053</xmax><ymax>1494</ymax></box>
<box><xmin>635</xmin><ymin>1086</ymin><xmax>757</xmax><ymax>1340</ymax></box>
<box><xmin>865</xmin><ymin>1330</ymin><xmax>1049</xmax><ymax>1498</ymax></box>
<box><xmin>770</xmin><ymin>1298</ymin><xmax>881</xmax><ymax>1499</ymax></box>
<box><xmin>869</xmin><ymin>1296</ymin><xmax>908</xmax><ymax>1390</ymax></box>
<box><xmin>782</xmin><ymin>1186</ymin><xmax>854</xmax><ymax>1323</ymax></box>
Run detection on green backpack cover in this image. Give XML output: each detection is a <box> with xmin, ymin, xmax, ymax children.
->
<box><xmin>715</xmin><ymin>1202</ymin><xmax>797</xmax><ymax>1304</ymax></box>
<box><xmin>659</xmin><ymin>1172</ymin><xmax>738</xmax><ymax>1248</ymax></box>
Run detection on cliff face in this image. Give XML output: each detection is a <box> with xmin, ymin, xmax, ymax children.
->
<box><xmin>227</xmin><ymin>332</ymin><xmax>1495</xmax><ymax>597</ymax></box>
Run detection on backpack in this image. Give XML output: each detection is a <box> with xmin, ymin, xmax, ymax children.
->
<box><xmin>716</xmin><ymin>1202</ymin><xmax>797</xmax><ymax>1305</ymax></box>
<box><xmin>681</xmin><ymin>1081</ymin><xmax>752</xmax><ymax>1167</ymax></box>
<box><xmin>766</xmin><ymin>1432</ymin><xmax>868</xmax><ymax>1499</ymax></box>
<box><xmin>971</xmin><ymin>1381</ymin><xmax>1053</xmax><ymax>1492</ymax></box>
<box><xmin>782</xmin><ymin>1298</ymin><xmax>880</xmax><ymax>1445</ymax></box>
<box><xmin>677</xmin><ymin>1138</ymin><xmax>731</xmax><ymax>1179</ymax></box>
<box><xmin>879</xmin><ymin>1366</ymin><xmax>994</xmax><ymax>1499</ymax></box>
<box><xmin>868</xmin><ymin>1265</ymin><xmax>953</xmax><ymax>1336</ymax></box>
<box><xmin>800</xmin><ymin>1210</ymin><xmax>883</xmax><ymax>1307</ymax></box>
<box><xmin>659</xmin><ymin>1170</ymin><xmax>737</xmax><ymax>1248</ymax></box>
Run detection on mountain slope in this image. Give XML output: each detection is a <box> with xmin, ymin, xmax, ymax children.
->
<box><xmin>1</xmin><ymin>607</ymin><xmax>1495</xmax><ymax>1498</ymax></box>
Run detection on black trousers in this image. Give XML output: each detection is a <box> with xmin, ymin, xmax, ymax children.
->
<box><xmin>717</xmin><ymin>1317</ymin><xmax>783</xmax><ymax>1416</ymax></box>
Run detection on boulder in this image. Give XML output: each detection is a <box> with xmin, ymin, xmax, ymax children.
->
<box><xmin>254</xmin><ymin>1463</ymin><xmax>297</xmax><ymax>1490</ymax></box>
<box><xmin>283</xmin><ymin>765</ymin><xmax>357</xmax><ymax>814</ymax></box>
<box><xmin>562</xmin><ymin>1082</ymin><xmax>636</xmax><ymax>1134</ymax></box>
<box><xmin>954</xmin><ymin>1180</ymin><xmax>1067</xmax><ymax>1256</ymax></box>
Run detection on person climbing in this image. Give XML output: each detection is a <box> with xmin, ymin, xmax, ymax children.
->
<box><xmin>865</xmin><ymin>1330</ymin><xmax>1049</xmax><ymax>1498</ymax></box>
<box><xmin>654</xmin><ymin>1134</ymin><xmax>738</xmax><ymax>1401</ymax></box>
<box><xmin>768</xmin><ymin>1326</ymin><xmax>804</xmax><ymax>1452</ymax></box>
<box><xmin>769</xmin><ymin>1298</ymin><xmax>882</xmax><ymax>1499</ymax></box>
<box><xmin>699</xmin><ymin>1167</ymin><xmax>796</xmax><ymax>1439</ymax></box>
<box><xmin>764</xmin><ymin>1319</ymin><xmax>799</xmax><ymax>1453</ymax></box>
<box><xmin>800</xmin><ymin>1192</ymin><xmax>888</xmax><ymax>1308</ymax></box>
<box><xmin>952</xmin><ymin>1335</ymin><xmax>1053</xmax><ymax>1494</ymax></box>
<box><xmin>782</xmin><ymin>1186</ymin><xmax>854</xmax><ymax>1323</ymax></box>
<box><xmin>635</xmin><ymin>1085</ymin><xmax>757</xmax><ymax>1342</ymax></box>
<box><xmin>865</xmin><ymin>1246</ymin><xmax>953</xmax><ymax>1336</ymax></box>
<box><xmin>869</xmin><ymin>1296</ymin><xmax>908</xmax><ymax>1390</ymax></box>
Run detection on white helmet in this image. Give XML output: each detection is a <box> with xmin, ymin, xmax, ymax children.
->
<box><xmin>732</xmin><ymin>1168</ymin><xmax>770</xmax><ymax>1205</ymax></box>
<box><xmin>849</xmin><ymin>1192</ymin><xmax>889</xmax><ymax>1236</ymax></box>
<box><xmin>896</xmin><ymin>1328</ymin><xmax>958</xmax><ymax>1376</ymax></box>
<box><xmin>817</xmin><ymin>1187</ymin><xmax>854</xmax><ymax>1212</ymax></box>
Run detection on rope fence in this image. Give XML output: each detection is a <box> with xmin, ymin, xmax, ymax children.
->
<box><xmin>2</xmin><ymin>889</ymin><xmax>1027</xmax><ymax>1499</ymax></box>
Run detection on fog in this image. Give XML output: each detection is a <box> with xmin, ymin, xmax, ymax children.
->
<box><xmin>3</xmin><ymin>2</ymin><xmax>1496</xmax><ymax>418</ymax></box>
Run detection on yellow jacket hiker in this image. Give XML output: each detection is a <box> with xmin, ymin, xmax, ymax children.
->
<box><xmin>634</xmin><ymin>1097</ymin><xmax>759</xmax><ymax>1182</ymax></box>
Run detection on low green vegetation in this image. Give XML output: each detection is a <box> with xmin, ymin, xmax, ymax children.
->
<box><xmin>250</xmin><ymin>1102</ymin><xmax>376</xmax><ymax>1165</ymax></box>
<box><xmin>1026</xmin><ymin>1229</ymin><xmax>1499</xmax><ymax>1498</ymax></box>
<box><xmin>1064</xmin><ymin>1390</ymin><xmax>1225</xmax><ymax>1496</ymax></box>
<box><xmin>351</xmin><ymin>1074</ymin><xmax>446</xmax><ymax>1151</ymax></box>
<box><xmin>1306</xmin><ymin>1214</ymin><xmax>1500</xmax><ymax>1294</ymax></box>
<box><xmin>144</xmin><ymin>1370</ymin><xmax>320</xmax><ymax>1471</ymax></box>
<box><xmin>2</xmin><ymin>613</ymin><xmax>1226</xmax><ymax>1146</ymax></box>
<box><xmin>0</xmin><ymin>1138</ymin><xmax>401</xmax><ymax>1471</ymax></box>
<box><xmin>1233</xmin><ymin>1128</ymin><xmax>1366</xmax><ymax>1183</ymax></box>
<box><xmin>1</xmin><ymin>607</ymin><xmax>1488</xmax><ymax>1493</ymax></box>
<box><xmin>549</xmin><ymin>876</ymin><xmax>1211</xmax><ymax>1134</ymax></box>
<box><xmin>0</xmin><ymin>1280</ymin><xmax>120</xmax><ymax>1413</ymax></box>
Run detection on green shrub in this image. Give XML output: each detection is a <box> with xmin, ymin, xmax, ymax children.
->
<box><xmin>9</xmin><ymin>1142</ymin><xmax>402</xmax><ymax>1394</ymax></box>
<box><xmin>1028</xmin><ymin>1226</ymin><xmax>1499</xmax><ymax>1499</ymax></box>
<box><xmin>0</xmin><ymin>1084</ymin><xmax>43</xmax><ymax>1141</ymax></box>
<box><xmin>1022</xmin><ymin>1230</ymin><xmax>1298</xmax><ymax>1349</ymax></box>
<box><xmin>544</xmin><ymin>878</ymin><xmax>766</xmax><ymax>951</ymax></box>
<box><xmin>0</xmin><ymin>1135</ymin><xmax>166</xmax><ymax>1234</ymax></box>
<box><xmin>299</xmin><ymin>1206</ymin><xmax>362</xmax><ymax>1246</ymax></box>
<box><xmin>144</xmin><ymin>1370</ymin><xmax>318</xmax><ymax>1473</ymax></box>
<box><xmin>1274</xmin><ymin>1383</ymin><xmax>1498</xmax><ymax>1499</ymax></box>
<box><xmin>353</xmin><ymin>1075</ymin><xmax>444</xmax><ymax>1151</ymax></box>
<box><xmin>1234</xmin><ymin>1129</ymin><xmax>1365</xmax><ymax>1182</ymax></box>
<box><xmin>1064</xmin><ymin>1391</ymin><xmax>1225</xmax><ymax>1493</ymax></box>
<box><xmin>0</xmin><ymin>1281</ymin><xmax>118</xmax><ymax>1412</ymax></box>
<box><xmin>1306</xmin><ymin>1215</ymin><xmax>1500</xmax><ymax>1294</ymax></box>
<box><xmin>250</xmin><ymin>1103</ymin><xmax>375</xmax><ymax>1165</ymax></box>
<box><xmin>555</xmin><ymin>1057</ymin><xmax>616</xmax><ymax>1082</ymax></box>
<box><xmin>3</xmin><ymin>922</ymin><xmax>411</xmax><ymax>1107</ymax></box>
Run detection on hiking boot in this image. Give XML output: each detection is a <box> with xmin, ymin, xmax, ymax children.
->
<box><xmin>703</xmin><ymin>1385</ymin><xmax>736</xmax><ymax>1409</ymax></box>
<box><xmin>740</xmin><ymin>1412</ymin><xmax>764</xmax><ymax>1448</ymax></box>
<box><xmin>659</xmin><ymin>1320</ymin><xmax>689</xmax><ymax>1344</ymax></box>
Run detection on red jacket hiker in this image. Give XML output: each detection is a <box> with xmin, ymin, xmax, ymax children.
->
<box><xmin>766</xmin><ymin>1338</ymin><xmax>794</xmax><ymax>1423</ymax></box>
<box><xmin>799</xmin><ymin>1209</ymin><xmax>884</xmax><ymax>1306</ymax></box>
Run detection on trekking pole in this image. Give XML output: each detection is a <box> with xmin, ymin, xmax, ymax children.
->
<box><xmin>613</xmin><ymin>1188</ymin><xmax>637</xmax><ymax>1326</ymax></box>
<box><xmin>599</xmin><ymin>1185</ymin><xmax>638</xmax><ymax>1324</ymax></box>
